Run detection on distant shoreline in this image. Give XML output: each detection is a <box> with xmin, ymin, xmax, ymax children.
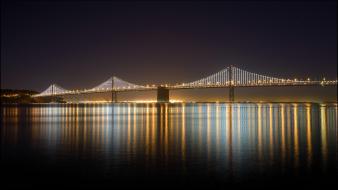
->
<box><xmin>1</xmin><ymin>89</ymin><xmax>64</xmax><ymax>104</ymax></box>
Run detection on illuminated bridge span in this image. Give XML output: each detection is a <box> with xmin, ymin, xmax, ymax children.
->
<box><xmin>32</xmin><ymin>66</ymin><xmax>337</xmax><ymax>102</ymax></box>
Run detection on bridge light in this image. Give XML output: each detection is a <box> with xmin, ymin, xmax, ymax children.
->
<box><xmin>307</xmin><ymin>78</ymin><xmax>310</xmax><ymax>81</ymax></box>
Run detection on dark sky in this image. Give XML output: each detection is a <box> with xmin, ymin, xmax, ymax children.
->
<box><xmin>1</xmin><ymin>1</ymin><xmax>337</xmax><ymax>93</ymax></box>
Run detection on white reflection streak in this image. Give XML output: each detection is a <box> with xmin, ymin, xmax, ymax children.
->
<box><xmin>320</xmin><ymin>105</ymin><xmax>328</xmax><ymax>171</ymax></box>
<box><xmin>237</xmin><ymin>105</ymin><xmax>241</xmax><ymax>161</ymax></box>
<box><xmin>127</xmin><ymin>105</ymin><xmax>131</xmax><ymax>158</ymax></box>
<box><xmin>216</xmin><ymin>103</ymin><xmax>220</xmax><ymax>159</ymax></box>
<box><xmin>269</xmin><ymin>104</ymin><xmax>274</xmax><ymax>162</ymax></box>
<box><xmin>258</xmin><ymin>104</ymin><xmax>262</xmax><ymax>161</ymax></box>
<box><xmin>207</xmin><ymin>104</ymin><xmax>211</xmax><ymax>160</ymax></box>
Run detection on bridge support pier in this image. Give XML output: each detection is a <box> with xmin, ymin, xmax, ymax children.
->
<box><xmin>112</xmin><ymin>91</ymin><xmax>117</xmax><ymax>103</ymax></box>
<box><xmin>50</xmin><ymin>96</ymin><xmax>57</xmax><ymax>103</ymax></box>
<box><xmin>229</xmin><ymin>87</ymin><xmax>235</xmax><ymax>102</ymax></box>
<box><xmin>157</xmin><ymin>87</ymin><xmax>169</xmax><ymax>103</ymax></box>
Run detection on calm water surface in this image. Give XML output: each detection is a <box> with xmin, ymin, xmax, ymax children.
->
<box><xmin>1</xmin><ymin>103</ymin><xmax>337</xmax><ymax>188</ymax></box>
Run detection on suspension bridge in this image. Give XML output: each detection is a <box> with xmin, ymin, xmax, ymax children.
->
<box><xmin>32</xmin><ymin>66</ymin><xmax>337</xmax><ymax>102</ymax></box>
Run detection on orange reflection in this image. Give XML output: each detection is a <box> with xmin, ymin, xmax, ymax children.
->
<box><xmin>293</xmin><ymin>104</ymin><xmax>299</xmax><ymax>169</ymax></box>
<box><xmin>165</xmin><ymin>104</ymin><xmax>169</xmax><ymax>158</ymax></box>
<box><xmin>145</xmin><ymin>104</ymin><xmax>150</xmax><ymax>156</ymax></box>
<box><xmin>306</xmin><ymin>105</ymin><xmax>312</xmax><ymax>168</ymax></box>
<box><xmin>181</xmin><ymin>103</ymin><xmax>186</xmax><ymax>162</ymax></box>
<box><xmin>280</xmin><ymin>104</ymin><xmax>286</xmax><ymax>167</ymax></box>
<box><xmin>320</xmin><ymin>105</ymin><xmax>328</xmax><ymax>170</ymax></box>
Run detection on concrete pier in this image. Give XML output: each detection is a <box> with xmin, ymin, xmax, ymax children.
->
<box><xmin>229</xmin><ymin>87</ymin><xmax>234</xmax><ymax>102</ymax></box>
<box><xmin>157</xmin><ymin>87</ymin><xmax>169</xmax><ymax>102</ymax></box>
<box><xmin>112</xmin><ymin>91</ymin><xmax>117</xmax><ymax>103</ymax></box>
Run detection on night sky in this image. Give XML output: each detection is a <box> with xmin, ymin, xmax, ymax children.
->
<box><xmin>1</xmin><ymin>0</ymin><xmax>337</xmax><ymax>101</ymax></box>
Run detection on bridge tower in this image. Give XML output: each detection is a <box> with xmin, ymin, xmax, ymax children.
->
<box><xmin>50</xmin><ymin>84</ymin><xmax>56</xmax><ymax>102</ymax></box>
<box><xmin>111</xmin><ymin>77</ymin><xmax>117</xmax><ymax>103</ymax></box>
<box><xmin>157</xmin><ymin>86</ymin><xmax>169</xmax><ymax>103</ymax></box>
<box><xmin>49</xmin><ymin>84</ymin><xmax>63</xmax><ymax>102</ymax></box>
<box><xmin>229</xmin><ymin>65</ymin><xmax>235</xmax><ymax>102</ymax></box>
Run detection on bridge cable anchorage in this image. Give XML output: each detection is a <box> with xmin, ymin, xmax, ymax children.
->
<box><xmin>32</xmin><ymin>84</ymin><xmax>69</xmax><ymax>97</ymax></box>
<box><xmin>90</xmin><ymin>76</ymin><xmax>146</xmax><ymax>91</ymax></box>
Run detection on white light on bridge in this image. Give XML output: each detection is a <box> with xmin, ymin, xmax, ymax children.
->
<box><xmin>34</xmin><ymin>66</ymin><xmax>337</xmax><ymax>98</ymax></box>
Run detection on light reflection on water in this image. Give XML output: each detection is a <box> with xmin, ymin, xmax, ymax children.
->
<box><xmin>1</xmin><ymin>103</ymin><xmax>337</xmax><ymax>186</ymax></box>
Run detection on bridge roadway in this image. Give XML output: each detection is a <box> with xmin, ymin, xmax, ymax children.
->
<box><xmin>33</xmin><ymin>80</ymin><xmax>337</xmax><ymax>102</ymax></box>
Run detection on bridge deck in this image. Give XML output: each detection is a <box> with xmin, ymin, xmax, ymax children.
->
<box><xmin>33</xmin><ymin>81</ymin><xmax>337</xmax><ymax>97</ymax></box>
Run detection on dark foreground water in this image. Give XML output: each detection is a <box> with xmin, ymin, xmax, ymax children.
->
<box><xmin>1</xmin><ymin>103</ymin><xmax>337</xmax><ymax>189</ymax></box>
